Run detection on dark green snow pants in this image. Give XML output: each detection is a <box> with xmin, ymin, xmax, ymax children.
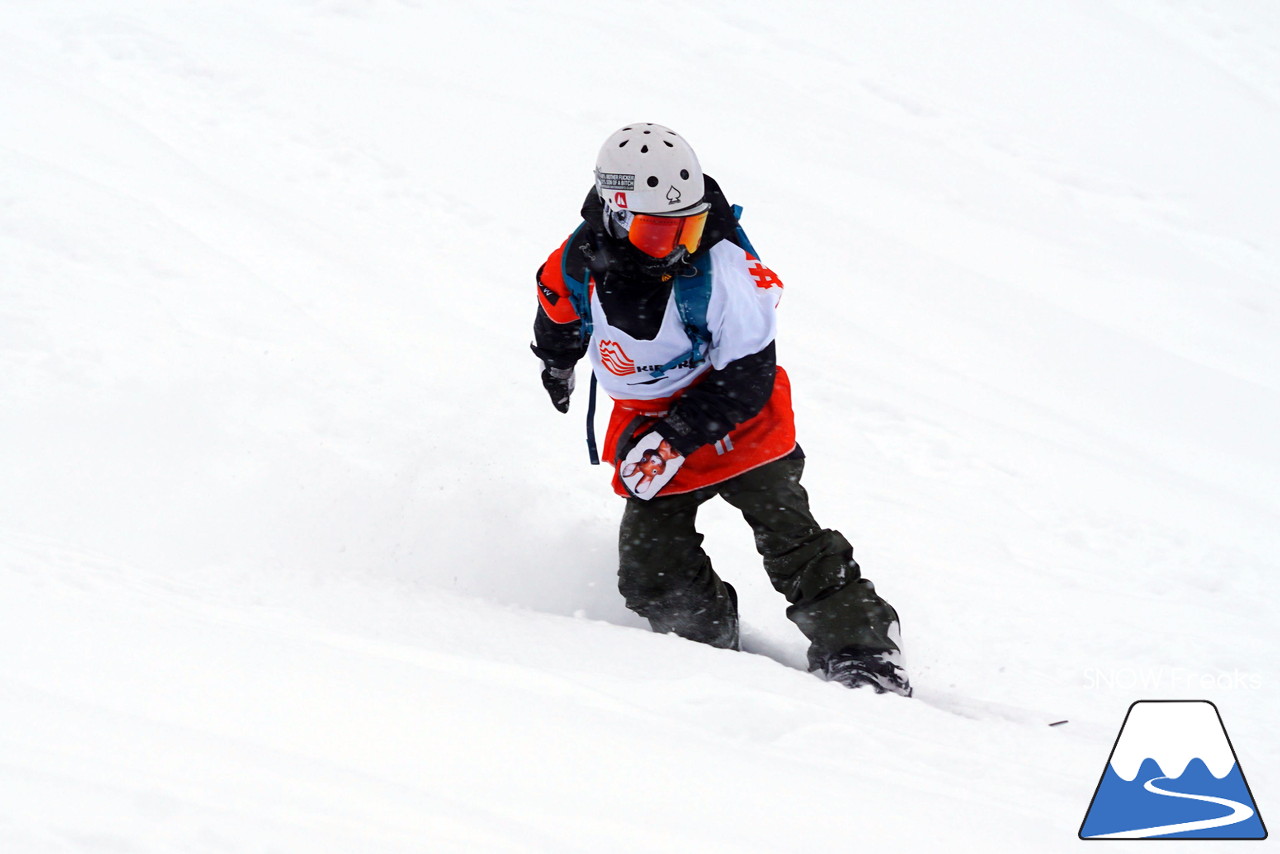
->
<box><xmin>618</xmin><ymin>457</ymin><xmax>901</xmax><ymax>670</ymax></box>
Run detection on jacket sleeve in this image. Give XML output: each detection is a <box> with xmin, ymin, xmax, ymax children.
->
<box><xmin>530</xmin><ymin>241</ymin><xmax>589</xmax><ymax>370</ymax></box>
<box><xmin>657</xmin><ymin>341</ymin><xmax>777</xmax><ymax>456</ymax></box>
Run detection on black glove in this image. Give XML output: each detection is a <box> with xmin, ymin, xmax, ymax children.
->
<box><xmin>540</xmin><ymin>365</ymin><xmax>575</xmax><ymax>413</ymax></box>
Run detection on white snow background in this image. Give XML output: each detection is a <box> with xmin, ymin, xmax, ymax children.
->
<box><xmin>2</xmin><ymin>1</ymin><xmax>1277</xmax><ymax>851</ymax></box>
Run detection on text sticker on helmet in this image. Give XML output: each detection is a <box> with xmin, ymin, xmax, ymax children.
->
<box><xmin>596</xmin><ymin>170</ymin><xmax>635</xmax><ymax>191</ymax></box>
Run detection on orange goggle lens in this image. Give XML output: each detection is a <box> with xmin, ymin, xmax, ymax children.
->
<box><xmin>627</xmin><ymin>210</ymin><xmax>709</xmax><ymax>258</ymax></box>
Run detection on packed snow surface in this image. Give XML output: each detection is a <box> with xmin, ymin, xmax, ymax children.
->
<box><xmin>2</xmin><ymin>1</ymin><xmax>1277</xmax><ymax>851</ymax></box>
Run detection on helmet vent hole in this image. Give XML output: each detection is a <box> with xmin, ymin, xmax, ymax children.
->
<box><xmin>680</xmin><ymin>169</ymin><xmax>689</xmax><ymax>179</ymax></box>
<box><xmin>618</xmin><ymin>140</ymin><xmax>628</xmax><ymax>147</ymax></box>
<box><xmin>663</xmin><ymin>140</ymin><xmax>674</xmax><ymax>148</ymax></box>
<box><xmin>640</xmin><ymin>145</ymin><xmax>649</xmax><ymax>153</ymax></box>
<box><xmin>647</xmin><ymin>176</ymin><xmax>659</xmax><ymax>188</ymax></box>
<box><xmin>643</xmin><ymin>130</ymin><xmax>651</xmax><ymax>134</ymax></box>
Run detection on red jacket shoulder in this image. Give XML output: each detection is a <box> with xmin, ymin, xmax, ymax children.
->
<box><xmin>536</xmin><ymin>237</ymin><xmax>583</xmax><ymax>324</ymax></box>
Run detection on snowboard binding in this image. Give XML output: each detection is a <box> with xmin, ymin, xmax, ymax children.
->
<box><xmin>817</xmin><ymin>648</ymin><xmax>913</xmax><ymax>697</ymax></box>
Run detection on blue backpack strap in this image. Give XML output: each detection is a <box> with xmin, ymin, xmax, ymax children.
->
<box><xmin>585</xmin><ymin>372</ymin><xmax>600</xmax><ymax>465</ymax></box>
<box><xmin>674</xmin><ymin>265</ymin><xmax>713</xmax><ymax>362</ymax></box>
<box><xmin>731</xmin><ymin>204</ymin><xmax>761</xmax><ymax>261</ymax></box>
<box><xmin>648</xmin><ymin>263</ymin><xmax>713</xmax><ymax>378</ymax></box>
<box><xmin>561</xmin><ymin>223</ymin><xmax>594</xmax><ymax>343</ymax></box>
<box><xmin>559</xmin><ymin>223</ymin><xmax>602</xmax><ymax>464</ymax></box>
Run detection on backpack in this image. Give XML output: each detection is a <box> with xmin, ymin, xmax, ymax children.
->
<box><xmin>563</xmin><ymin>205</ymin><xmax>758</xmax><ymax>464</ymax></box>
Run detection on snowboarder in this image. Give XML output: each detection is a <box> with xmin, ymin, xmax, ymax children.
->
<box><xmin>531</xmin><ymin>123</ymin><xmax>911</xmax><ymax>695</ymax></box>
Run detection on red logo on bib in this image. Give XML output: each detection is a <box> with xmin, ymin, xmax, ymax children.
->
<box><xmin>749</xmin><ymin>261</ymin><xmax>783</xmax><ymax>290</ymax></box>
<box><xmin>599</xmin><ymin>340</ymin><xmax>636</xmax><ymax>376</ymax></box>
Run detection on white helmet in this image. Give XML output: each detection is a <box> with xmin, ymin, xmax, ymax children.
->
<box><xmin>594</xmin><ymin>123</ymin><xmax>707</xmax><ymax>217</ymax></box>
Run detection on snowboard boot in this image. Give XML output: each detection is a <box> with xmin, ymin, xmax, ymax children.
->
<box><xmin>816</xmin><ymin>647</ymin><xmax>912</xmax><ymax>697</ymax></box>
<box><xmin>722</xmin><ymin>581</ymin><xmax>741</xmax><ymax>652</ymax></box>
<box><xmin>701</xmin><ymin>581</ymin><xmax>741</xmax><ymax>651</ymax></box>
<box><xmin>646</xmin><ymin>579</ymin><xmax>740</xmax><ymax>651</ymax></box>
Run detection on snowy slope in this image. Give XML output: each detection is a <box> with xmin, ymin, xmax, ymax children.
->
<box><xmin>2</xmin><ymin>1</ymin><xmax>1277</xmax><ymax>851</ymax></box>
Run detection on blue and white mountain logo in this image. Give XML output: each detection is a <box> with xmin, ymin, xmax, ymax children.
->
<box><xmin>1080</xmin><ymin>700</ymin><xmax>1266</xmax><ymax>839</ymax></box>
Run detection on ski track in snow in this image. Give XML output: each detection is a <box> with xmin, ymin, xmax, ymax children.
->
<box><xmin>2</xmin><ymin>1</ymin><xmax>1278</xmax><ymax>851</ymax></box>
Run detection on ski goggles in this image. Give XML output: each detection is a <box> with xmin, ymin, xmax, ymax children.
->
<box><xmin>622</xmin><ymin>204</ymin><xmax>710</xmax><ymax>258</ymax></box>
